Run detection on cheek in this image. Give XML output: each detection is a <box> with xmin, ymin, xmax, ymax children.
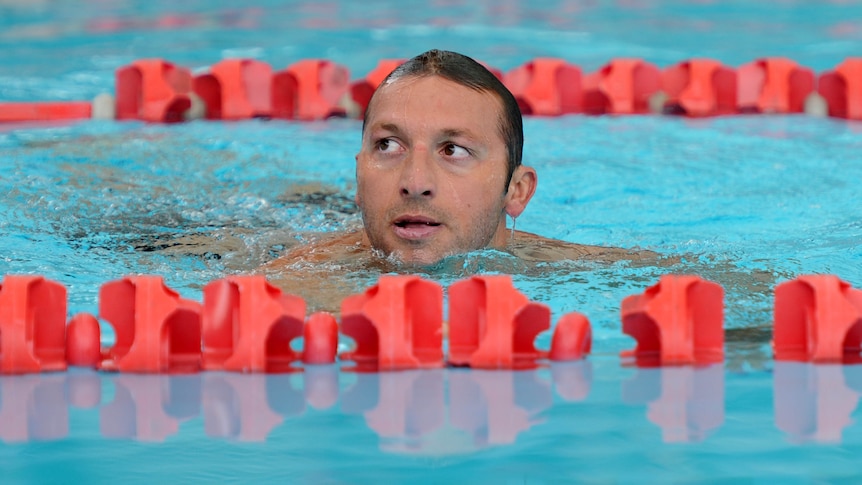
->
<box><xmin>355</xmin><ymin>161</ymin><xmax>373</xmax><ymax>202</ymax></box>
<box><xmin>356</xmin><ymin>169</ymin><xmax>386</xmax><ymax>210</ymax></box>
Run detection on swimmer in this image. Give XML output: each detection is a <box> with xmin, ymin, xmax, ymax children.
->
<box><xmin>264</xmin><ymin>49</ymin><xmax>655</xmax><ymax>310</ymax></box>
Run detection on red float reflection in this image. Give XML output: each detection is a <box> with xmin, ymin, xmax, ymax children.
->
<box><xmin>0</xmin><ymin>363</ymin><xmax>591</xmax><ymax>447</ymax></box>
<box><xmin>774</xmin><ymin>362</ymin><xmax>862</xmax><ymax>444</ymax></box>
<box><xmin>622</xmin><ymin>364</ymin><xmax>724</xmax><ymax>443</ymax></box>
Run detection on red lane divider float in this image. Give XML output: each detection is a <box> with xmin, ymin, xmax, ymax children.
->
<box><xmin>773</xmin><ymin>274</ymin><xmax>862</xmax><ymax>363</ymax></box>
<box><xmin>340</xmin><ymin>275</ymin><xmax>444</xmax><ymax>372</ymax></box>
<box><xmin>1</xmin><ymin>272</ymin><xmax>592</xmax><ymax>374</ymax></box>
<box><xmin>202</xmin><ymin>275</ymin><xmax>305</xmax><ymax>372</ymax></box>
<box><xmin>3</xmin><ymin>56</ymin><xmax>862</xmax><ymax>122</ymax></box>
<box><xmin>273</xmin><ymin>59</ymin><xmax>350</xmax><ymax>120</ymax></box>
<box><xmin>0</xmin><ymin>275</ymin><xmax>67</xmax><ymax>374</ymax></box>
<box><xmin>98</xmin><ymin>275</ymin><xmax>202</xmax><ymax>373</ymax></box>
<box><xmin>582</xmin><ymin>58</ymin><xmax>661</xmax><ymax>115</ymax></box>
<box><xmin>819</xmin><ymin>58</ymin><xmax>862</xmax><ymax>120</ymax></box>
<box><xmin>549</xmin><ymin>312</ymin><xmax>592</xmax><ymax>361</ymax></box>
<box><xmin>5</xmin><ymin>272</ymin><xmax>862</xmax><ymax>374</ymax></box>
<box><xmin>115</xmin><ymin>58</ymin><xmax>193</xmax><ymax>122</ymax></box>
<box><xmin>448</xmin><ymin>275</ymin><xmax>551</xmax><ymax>369</ymax></box>
<box><xmin>621</xmin><ymin>275</ymin><xmax>725</xmax><ymax>367</ymax></box>
<box><xmin>737</xmin><ymin>57</ymin><xmax>815</xmax><ymax>114</ymax></box>
<box><xmin>504</xmin><ymin>57</ymin><xmax>582</xmax><ymax>116</ymax></box>
<box><xmin>661</xmin><ymin>58</ymin><xmax>737</xmax><ymax>117</ymax></box>
<box><xmin>0</xmin><ymin>101</ymin><xmax>92</xmax><ymax>123</ymax></box>
<box><xmin>193</xmin><ymin>59</ymin><xmax>273</xmax><ymax>120</ymax></box>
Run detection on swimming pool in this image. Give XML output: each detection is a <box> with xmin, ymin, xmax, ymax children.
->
<box><xmin>3</xmin><ymin>0</ymin><xmax>862</xmax><ymax>482</ymax></box>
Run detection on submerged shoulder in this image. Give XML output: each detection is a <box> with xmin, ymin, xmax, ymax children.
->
<box><xmin>509</xmin><ymin>230</ymin><xmax>664</xmax><ymax>264</ymax></box>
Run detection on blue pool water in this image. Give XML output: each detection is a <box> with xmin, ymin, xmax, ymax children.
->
<box><xmin>2</xmin><ymin>0</ymin><xmax>862</xmax><ymax>483</ymax></box>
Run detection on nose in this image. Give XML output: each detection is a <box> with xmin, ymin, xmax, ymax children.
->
<box><xmin>399</xmin><ymin>146</ymin><xmax>436</xmax><ymax>199</ymax></box>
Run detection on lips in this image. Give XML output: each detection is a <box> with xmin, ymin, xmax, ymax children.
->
<box><xmin>392</xmin><ymin>215</ymin><xmax>442</xmax><ymax>240</ymax></box>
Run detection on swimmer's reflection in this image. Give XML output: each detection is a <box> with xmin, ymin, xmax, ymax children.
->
<box><xmin>622</xmin><ymin>365</ymin><xmax>724</xmax><ymax>443</ymax></box>
<box><xmin>0</xmin><ymin>363</ymin><xmax>591</xmax><ymax>446</ymax></box>
<box><xmin>774</xmin><ymin>362</ymin><xmax>862</xmax><ymax>444</ymax></box>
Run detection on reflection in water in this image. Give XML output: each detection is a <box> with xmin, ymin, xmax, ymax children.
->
<box><xmin>0</xmin><ymin>363</ymin><xmax>592</xmax><ymax>449</ymax></box>
<box><xmin>14</xmin><ymin>364</ymin><xmax>862</xmax><ymax>448</ymax></box>
<box><xmin>622</xmin><ymin>365</ymin><xmax>725</xmax><ymax>443</ymax></box>
<box><xmin>0</xmin><ymin>374</ymin><xmax>69</xmax><ymax>442</ymax></box>
<box><xmin>102</xmin><ymin>374</ymin><xmax>201</xmax><ymax>441</ymax></box>
<box><xmin>774</xmin><ymin>363</ymin><xmax>862</xmax><ymax>444</ymax></box>
<box><xmin>340</xmin><ymin>365</ymin><xmax>590</xmax><ymax>453</ymax></box>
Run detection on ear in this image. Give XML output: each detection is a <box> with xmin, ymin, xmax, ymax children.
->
<box><xmin>504</xmin><ymin>165</ymin><xmax>537</xmax><ymax>218</ymax></box>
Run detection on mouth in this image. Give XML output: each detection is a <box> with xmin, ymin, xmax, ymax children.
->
<box><xmin>392</xmin><ymin>215</ymin><xmax>442</xmax><ymax>240</ymax></box>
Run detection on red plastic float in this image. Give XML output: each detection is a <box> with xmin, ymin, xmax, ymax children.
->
<box><xmin>272</xmin><ymin>59</ymin><xmax>350</xmax><ymax>120</ymax></box>
<box><xmin>773</xmin><ymin>275</ymin><xmax>862</xmax><ymax>363</ymax></box>
<box><xmin>202</xmin><ymin>275</ymin><xmax>306</xmax><ymax>372</ymax></box>
<box><xmin>348</xmin><ymin>58</ymin><xmax>404</xmax><ymax>117</ymax></box>
<box><xmin>99</xmin><ymin>275</ymin><xmax>202</xmax><ymax>373</ymax></box>
<box><xmin>582</xmin><ymin>58</ymin><xmax>661</xmax><ymax>114</ymax></box>
<box><xmin>621</xmin><ymin>275</ymin><xmax>725</xmax><ymax>366</ymax></box>
<box><xmin>661</xmin><ymin>59</ymin><xmax>737</xmax><ymax>116</ymax></box>
<box><xmin>193</xmin><ymin>58</ymin><xmax>273</xmax><ymax>120</ymax></box>
<box><xmin>737</xmin><ymin>57</ymin><xmax>815</xmax><ymax>113</ymax></box>
<box><xmin>448</xmin><ymin>275</ymin><xmax>551</xmax><ymax>369</ymax></box>
<box><xmin>4</xmin><ymin>57</ymin><xmax>862</xmax><ymax>123</ymax></box>
<box><xmin>818</xmin><ymin>57</ymin><xmax>862</xmax><ymax>120</ymax></box>
<box><xmin>66</xmin><ymin>313</ymin><xmax>101</xmax><ymax>368</ymax></box>
<box><xmin>340</xmin><ymin>275</ymin><xmax>444</xmax><ymax>371</ymax></box>
<box><xmin>503</xmin><ymin>58</ymin><xmax>582</xmax><ymax>116</ymax></box>
<box><xmin>115</xmin><ymin>58</ymin><xmax>193</xmax><ymax>122</ymax></box>
<box><xmin>0</xmin><ymin>101</ymin><xmax>92</xmax><ymax>123</ymax></box>
<box><xmin>302</xmin><ymin>311</ymin><xmax>339</xmax><ymax>365</ymax></box>
<box><xmin>0</xmin><ymin>275</ymin><xmax>67</xmax><ymax>374</ymax></box>
<box><xmin>549</xmin><ymin>312</ymin><xmax>592</xmax><ymax>361</ymax></box>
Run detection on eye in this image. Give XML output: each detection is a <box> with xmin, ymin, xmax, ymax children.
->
<box><xmin>442</xmin><ymin>143</ymin><xmax>470</xmax><ymax>159</ymax></box>
<box><xmin>375</xmin><ymin>138</ymin><xmax>403</xmax><ymax>154</ymax></box>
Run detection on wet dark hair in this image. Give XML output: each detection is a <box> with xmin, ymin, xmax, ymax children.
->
<box><xmin>362</xmin><ymin>49</ymin><xmax>524</xmax><ymax>187</ymax></box>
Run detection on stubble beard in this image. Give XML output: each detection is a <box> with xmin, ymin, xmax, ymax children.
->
<box><xmin>359</xmin><ymin>200</ymin><xmax>505</xmax><ymax>267</ymax></box>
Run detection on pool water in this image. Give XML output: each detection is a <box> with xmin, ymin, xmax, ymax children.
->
<box><xmin>2</xmin><ymin>0</ymin><xmax>862</xmax><ymax>483</ymax></box>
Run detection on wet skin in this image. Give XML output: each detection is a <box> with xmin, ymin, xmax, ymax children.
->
<box><xmin>263</xmin><ymin>74</ymin><xmax>661</xmax><ymax>312</ymax></box>
<box><xmin>354</xmin><ymin>75</ymin><xmax>536</xmax><ymax>266</ymax></box>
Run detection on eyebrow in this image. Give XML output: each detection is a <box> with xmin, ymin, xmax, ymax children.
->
<box><xmin>373</xmin><ymin>123</ymin><xmax>403</xmax><ymax>136</ymax></box>
<box><xmin>440</xmin><ymin>128</ymin><xmax>477</xmax><ymax>141</ymax></box>
<box><xmin>367</xmin><ymin>123</ymin><xmax>481</xmax><ymax>144</ymax></box>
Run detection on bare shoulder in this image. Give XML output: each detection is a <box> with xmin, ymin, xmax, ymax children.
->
<box><xmin>510</xmin><ymin>230</ymin><xmax>667</xmax><ymax>265</ymax></box>
<box><xmin>262</xmin><ymin>229</ymin><xmax>369</xmax><ymax>269</ymax></box>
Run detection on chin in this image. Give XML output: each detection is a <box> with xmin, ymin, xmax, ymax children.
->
<box><xmin>385</xmin><ymin>246</ymin><xmax>451</xmax><ymax>268</ymax></box>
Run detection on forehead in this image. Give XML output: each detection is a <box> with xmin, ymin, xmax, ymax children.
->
<box><xmin>365</xmin><ymin>75</ymin><xmax>504</xmax><ymax>137</ymax></box>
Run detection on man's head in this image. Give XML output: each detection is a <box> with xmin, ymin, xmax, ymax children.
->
<box><xmin>363</xmin><ymin>49</ymin><xmax>524</xmax><ymax>186</ymax></box>
<box><xmin>355</xmin><ymin>49</ymin><xmax>537</xmax><ymax>266</ymax></box>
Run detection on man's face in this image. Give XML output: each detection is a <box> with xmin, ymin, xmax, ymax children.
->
<box><xmin>355</xmin><ymin>75</ymin><xmax>512</xmax><ymax>266</ymax></box>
